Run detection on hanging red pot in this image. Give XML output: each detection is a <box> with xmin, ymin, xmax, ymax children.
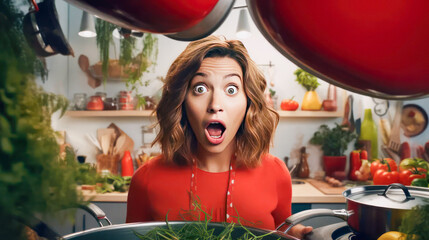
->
<box><xmin>65</xmin><ymin>0</ymin><xmax>233</xmax><ymax>40</ymax></box>
<box><xmin>247</xmin><ymin>0</ymin><xmax>429</xmax><ymax>99</ymax></box>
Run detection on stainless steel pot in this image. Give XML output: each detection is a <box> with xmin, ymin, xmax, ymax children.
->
<box><xmin>33</xmin><ymin>203</ymin><xmax>299</xmax><ymax>240</ymax></box>
<box><xmin>281</xmin><ymin>184</ymin><xmax>429</xmax><ymax>240</ymax></box>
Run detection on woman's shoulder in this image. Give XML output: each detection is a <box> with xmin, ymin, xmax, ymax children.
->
<box><xmin>133</xmin><ymin>155</ymin><xmax>189</xmax><ymax>179</ymax></box>
<box><xmin>261</xmin><ymin>154</ymin><xmax>287</xmax><ymax>169</ymax></box>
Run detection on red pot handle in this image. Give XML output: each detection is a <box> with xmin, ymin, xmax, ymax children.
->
<box><xmin>29</xmin><ymin>0</ymin><xmax>39</xmax><ymax>12</ymax></box>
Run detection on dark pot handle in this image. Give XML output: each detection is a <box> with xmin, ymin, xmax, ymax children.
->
<box><xmin>378</xmin><ymin>183</ymin><xmax>415</xmax><ymax>201</ymax></box>
<box><xmin>276</xmin><ymin>208</ymin><xmax>353</xmax><ymax>235</ymax></box>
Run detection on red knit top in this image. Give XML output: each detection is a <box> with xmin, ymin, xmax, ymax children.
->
<box><xmin>126</xmin><ymin>154</ymin><xmax>292</xmax><ymax>230</ymax></box>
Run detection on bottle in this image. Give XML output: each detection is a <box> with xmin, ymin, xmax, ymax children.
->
<box><xmin>359</xmin><ymin>109</ymin><xmax>378</xmax><ymax>160</ymax></box>
<box><xmin>297</xmin><ymin>147</ymin><xmax>310</xmax><ymax>178</ymax></box>
<box><xmin>121</xmin><ymin>150</ymin><xmax>134</xmax><ymax>177</ymax></box>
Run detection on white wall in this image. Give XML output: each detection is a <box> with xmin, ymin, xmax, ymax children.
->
<box><xmin>40</xmin><ymin>0</ymin><xmax>428</xmax><ymax>177</ymax></box>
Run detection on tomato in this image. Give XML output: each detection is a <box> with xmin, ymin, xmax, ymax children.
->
<box><xmin>281</xmin><ymin>97</ymin><xmax>299</xmax><ymax>111</ymax></box>
<box><xmin>399</xmin><ymin>158</ymin><xmax>429</xmax><ymax>171</ymax></box>
<box><xmin>373</xmin><ymin>169</ymin><xmax>400</xmax><ymax>185</ymax></box>
<box><xmin>370</xmin><ymin>158</ymin><xmax>397</xmax><ymax>178</ymax></box>
<box><xmin>399</xmin><ymin>168</ymin><xmax>427</xmax><ymax>185</ymax></box>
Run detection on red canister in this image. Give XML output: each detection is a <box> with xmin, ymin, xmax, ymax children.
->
<box><xmin>121</xmin><ymin>151</ymin><xmax>134</xmax><ymax>177</ymax></box>
<box><xmin>86</xmin><ymin>95</ymin><xmax>104</xmax><ymax>110</ymax></box>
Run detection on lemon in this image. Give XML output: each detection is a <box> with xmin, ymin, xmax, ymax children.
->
<box><xmin>377</xmin><ymin>231</ymin><xmax>406</xmax><ymax>240</ymax></box>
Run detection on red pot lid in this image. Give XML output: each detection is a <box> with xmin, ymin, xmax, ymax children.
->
<box><xmin>247</xmin><ymin>0</ymin><xmax>429</xmax><ymax>99</ymax></box>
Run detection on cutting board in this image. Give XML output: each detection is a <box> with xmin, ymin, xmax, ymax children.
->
<box><xmin>306</xmin><ymin>179</ymin><xmax>347</xmax><ymax>195</ymax></box>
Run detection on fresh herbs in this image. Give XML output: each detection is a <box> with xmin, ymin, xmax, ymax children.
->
<box><xmin>294</xmin><ymin>68</ymin><xmax>320</xmax><ymax>91</ymax></box>
<box><xmin>310</xmin><ymin>123</ymin><xmax>357</xmax><ymax>156</ymax></box>
<box><xmin>1</xmin><ymin>1</ymin><xmax>84</xmax><ymax>238</ymax></box>
<box><xmin>135</xmin><ymin>201</ymin><xmax>278</xmax><ymax>240</ymax></box>
<box><xmin>95</xmin><ymin>174</ymin><xmax>132</xmax><ymax>193</ymax></box>
<box><xmin>399</xmin><ymin>202</ymin><xmax>429</xmax><ymax>240</ymax></box>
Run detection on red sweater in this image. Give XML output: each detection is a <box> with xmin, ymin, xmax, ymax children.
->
<box><xmin>126</xmin><ymin>154</ymin><xmax>292</xmax><ymax>230</ymax></box>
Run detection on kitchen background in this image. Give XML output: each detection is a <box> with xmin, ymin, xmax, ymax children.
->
<box><xmin>39</xmin><ymin>0</ymin><xmax>428</xmax><ymax>177</ymax></box>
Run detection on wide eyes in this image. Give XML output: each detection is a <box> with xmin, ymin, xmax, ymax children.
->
<box><xmin>226</xmin><ymin>85</ymin><xmax>238</xmax><ymax>95</ymax></box>
<box><xmin>193</xmin><ymin>84</ymin><xmax>208</xmax><ymax>94</ymax></box>
<box><xmin>192</xmin><ymin>84</ymin><xmax>239</xmax><ymax>96</ymax></box>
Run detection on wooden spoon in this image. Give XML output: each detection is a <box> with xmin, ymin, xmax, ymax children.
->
<box><xmin>78</xmin><ymin>54</ymin><xmax>101</xmax><ymax>89</ymax></box>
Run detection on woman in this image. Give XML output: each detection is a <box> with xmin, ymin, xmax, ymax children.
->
<box><xmin>126</xmin><ymin>36</ymin><xmax>312</xmax><ymax>238</ymax></box>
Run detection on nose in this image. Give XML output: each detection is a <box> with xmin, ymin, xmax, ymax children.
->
<box><xmin>207</xmin><ymin>91</ymin><xmax>224</xmax><ymax>113</ymax></box>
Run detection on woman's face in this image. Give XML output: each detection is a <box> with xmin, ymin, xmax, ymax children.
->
<box><xmin>185</xmin><ymin>57</ymin><xmax>247</xmax><ymax>155</ymax></box>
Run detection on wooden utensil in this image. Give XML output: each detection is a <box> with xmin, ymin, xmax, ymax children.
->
<box><xmin>97</xmin><ymin>128</ymin><xmax>115</xmax><ymax>146</ymax></box>
<box><xmin>78</xmin><ymin>54</ymin><xmax>101</xmax><ymax>89</ymax></box>
<box><xmin>388</xmin><ymin>102</ymin><xmax>403</xmax><ymax>153</ymax></box>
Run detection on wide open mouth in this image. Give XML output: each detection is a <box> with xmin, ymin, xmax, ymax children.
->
<box><xmin>206</xmin><ymin>122</ymin><xmax>226</xmax><ymax>139</ymax></box>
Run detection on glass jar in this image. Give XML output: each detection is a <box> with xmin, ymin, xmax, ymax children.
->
<box><xmin>95</xmin><ymin>92</ymin><xmax>107</xmax><ymax>102</ymax></box>
<box><xmin>104</xmin><ymin>97</ymin><xmax>118</xmax><ymax>110</ymax></box>
<box><xmin>118</xmin><ymin>91</ymin><xmax>134</xmax><ymax>110</ymax></box>
<box><xmin>73</xmin><ymin>93</ymin><xmax>87</xmax><ymax>110</ymax></box>
<box><xmin>86</xmin><ymin>95</ymin><xmax>104</xmax><ymax>110</ymax></box>
<box><xmin>134</xmin><ymin>126</ymin><xmax>161</xmax><ymax>168</ymax></box>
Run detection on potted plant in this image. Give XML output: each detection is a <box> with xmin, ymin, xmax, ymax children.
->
<box><xmin>310</xmin><ymin>123</ymin><xmax>357</xmax><ymax>176</ymax></box>
<box><xmin>294</xmin><ymin>68</ymin><xmax>322</xmax><ymax>110</ymax></box>
<box><xmin>95</xmin><ymin>19</ymin><xmax>158</xmax><ymax>109</ymax></box>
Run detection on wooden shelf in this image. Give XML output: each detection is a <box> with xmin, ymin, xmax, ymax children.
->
<box><xmin>65</xmin><ymin>110</ymin><xmax>155</xmax><ymax>117</ymax></box>
<box><xmin>278</xmin><ymin>110</ymin><xmax>343</xmax><ymax>118</ymax></box>
<box><xmin>65</xmin><ymin>109</ymin><xmax>342</xmax><ymax>118</ymax></box>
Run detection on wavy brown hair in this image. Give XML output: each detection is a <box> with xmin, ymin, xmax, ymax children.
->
<box><xmin>154</xmin><ymin>36</ymin><xmax>279</xmax><ymax>168</ymax></box>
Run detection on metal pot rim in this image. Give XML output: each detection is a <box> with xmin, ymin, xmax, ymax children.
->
<box><xmin>343</xmin><ymin>184</ymin><xmax>429</xmax><ymax>210</ymax></box>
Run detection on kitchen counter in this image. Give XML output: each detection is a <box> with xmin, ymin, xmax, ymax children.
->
<box><xmin>82</xmin><ymin>179</ymin><xmax>346</xmax><ymax>203</ymax></box>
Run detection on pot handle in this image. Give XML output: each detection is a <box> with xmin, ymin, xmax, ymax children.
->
<box><xmin>80</xmin><ymin>203</ymin><xmax>112</xmax><ymax>227</ymax></box>
<box><xmin>276</xmin><ymin>208</ymin><xmax>353</xmax><ymax>235</ymax></box>
<box><xmin>378</xmin><ymin>183</ymin><xmax>415</xmax><ymax>201</ymax></box>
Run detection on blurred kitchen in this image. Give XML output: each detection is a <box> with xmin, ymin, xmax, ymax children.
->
<box><xmin>2</xmin><ymin>0</ymin><xmax>429</xmax><ymax>239</ymax></box>
<box><xmin>44</xmin><ymin>0</ymin><xmax>428</xmax><ymax>176</ymax></box>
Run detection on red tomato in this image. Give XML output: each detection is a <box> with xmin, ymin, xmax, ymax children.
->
<box><xmin>370</xmin><ymin>158</ymin><xmax>397</xmax><ymax>178</ymax></box>
<box><xmin>373</xmin><ymin>169</ymin><xmax>400</xmax><ymax>185</ymax></box>
<box><xmin>281</xmin><ymin>97</ymin><xmax>299</xmax><ymax>111</ymax></box>
<box><xmin>399</xmin><ymin>168</ymin><xmax>427</xmax><ymax>185</ymax></box>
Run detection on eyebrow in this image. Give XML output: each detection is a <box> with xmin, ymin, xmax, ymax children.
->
<box><xmin>194</xmin><ymin>72</ymin><xmax>242</xmax><ymax>80</ymax></box>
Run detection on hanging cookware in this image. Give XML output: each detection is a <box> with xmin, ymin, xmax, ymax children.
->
<box><xmin>64</xmin><ymin>0</ymin><xmax>226</xmax><ymax>38</ymax></box>
<box><xmin>165</xmin><ymin>0</ymin><xmax>235</xmax><ymax>41</ymax></box>
<box><xmin>23</xmin><ymin>0</ymin><xmax>74</xmax><ymax>57</ymax></box>
<box><xmin>246</xmin><ymin>0</ymin><xmax>429</xmax><ymax>99</ymax></box>
<box><xmin>281</xmin><ymin>184</ymin><xmax>429</xmax><ymax>240</ymax></box>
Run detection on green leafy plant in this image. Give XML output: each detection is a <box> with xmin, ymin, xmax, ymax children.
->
<box><xmin>310</xmin><ymin>123</ymin><xmax>357</xmax><ymax>156</ymax></box>
<box><xmin>1</xmin><ymin>1</ymin><xmax>84</xmax><ymax>238</ymax></box>
<box><xmin>399</xmin><ymin>201</ymin><xmax>429</xmax><ymax>240</ymax></box>
<box><xmin>95</xmin><ymin>19</ymin><xmax>158</xmax><ymax>99</ymax></box>
<box><xmin>136</xmin><ymin>200</ymin><xmax>276</xmax><ymax>240</ymax></box>
<box><xmin>294</xmin><ymin>68</ymin><xmax>320</xmax><ymax>91</ymax></box>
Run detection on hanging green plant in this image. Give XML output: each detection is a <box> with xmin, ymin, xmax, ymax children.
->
<box><xmin>95</xmin><ymin>19</ymin><xmax>158</xmax><ymax>96</ymax></box>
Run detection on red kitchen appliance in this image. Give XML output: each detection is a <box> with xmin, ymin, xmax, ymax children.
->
<box><xmin>247</xmin><ymin>0</ymin><xmax>429</xmax><ymax>99</ymax></box>
<box><xmin>64</xmin><ymin>0</ymin><xmax>234</xmax><ymax>41</ymax></box>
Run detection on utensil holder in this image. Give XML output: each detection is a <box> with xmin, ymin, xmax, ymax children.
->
<box><xmin>96</xmin><ymin>154</ymin><xmax>120</xmax><ymax>175</ymax></box>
